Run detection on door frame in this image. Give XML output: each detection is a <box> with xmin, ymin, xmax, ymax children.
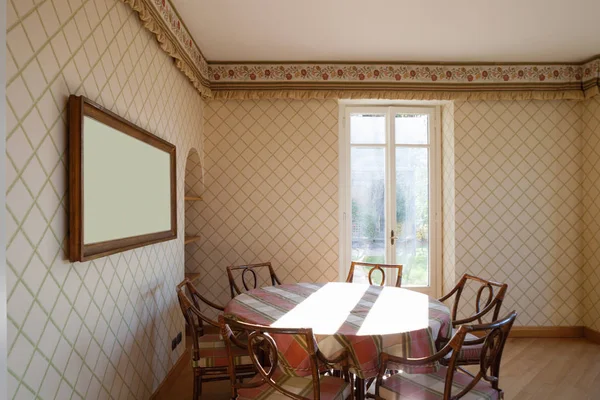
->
<box><xmin>338</xmin><ymin>102</ymin><xmax>442</xmax><ymax>297</ymax></box>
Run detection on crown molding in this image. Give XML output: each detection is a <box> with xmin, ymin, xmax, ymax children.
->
<box><xmin>123</xmin><ymin>0</ymin><xmax>600</xmax><ymax>101</ymax></box>
<box><xmin>121</xmin><ymin>0</ymin><xmax>212</xmax><ymax>98</ymax></box>
<box><xmin>209</xmin><ymin>59</ymin><xmax>600</xmax><ymax>84</ymax></box>
<box><xmin>208</xmin><ymin>59</ymin><xmax>600</xmax><ymax>100</ymax></box>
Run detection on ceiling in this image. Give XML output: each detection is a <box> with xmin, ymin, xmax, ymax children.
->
<box><xmin>171</xmin><ymin>0</ymin><xmax>600</xmax><ymax>63</ymax></box>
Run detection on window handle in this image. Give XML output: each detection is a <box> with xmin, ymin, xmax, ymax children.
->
<box><xmin>391</xmin><ymin>229</ymin><xmax>397</xmax><ymax>245</ymax></box>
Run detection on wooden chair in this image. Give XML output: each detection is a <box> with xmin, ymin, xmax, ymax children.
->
<box><xmin>372</xmin><ymin>311</ymin><xmax>517</xmax><ymax>400</ymax></box>
<box><xmin>176</xmin><ymin>279</ymin><xmax>255</xmax><ymax>399</ymax></box>
<box><xmin>437</xmin><ymin>274</ymin><xmax>509</xmax><ymax>366</ymax></box>
<box><xmin>227</xmin><ymin>262</ymin><xmax>282</xmax><ymax>298</ymax></box>
<box><xmin>220</xmin><ymin>315</ymin><xmax>353</xmax><ymax>400</ymax></box>
<box><xmin>346</xmin><ymin>261</ymin><xmax>403</xmax><ymax>287</ymax></box>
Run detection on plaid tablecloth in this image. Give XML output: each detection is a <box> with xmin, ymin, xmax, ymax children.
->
<box><xmin>224</xmin><ymin>282</ymin><xmax>452</xmax><ymax>379</ymax></box>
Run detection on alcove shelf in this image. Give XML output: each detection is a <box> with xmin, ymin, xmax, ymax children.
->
<box><xmin>184</xmin><ymin>196</ymin><xmax>203</xmax><ymax>201</ymax></box>
<box><xmin>184</xmin><ymin>236</ymin><xmax>202</xmax><ymax>245</ymax></box>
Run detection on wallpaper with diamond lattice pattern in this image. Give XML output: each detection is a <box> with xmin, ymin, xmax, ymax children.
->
<box><xmin>191</xmin><ymin>99</ymin><xmax>340</xmax><ymax>313</ymax></box>
<box><xmin>582</xmin><ymin>97</ymin><xmax>600</xmax><ymax>331</ymax></box>
<box><xmin>5</xmin><ymin>0</ymin><xmax>204</xmax><ymax>398</ymax></box>
<box><xmin>196</xmin><ymin>98</ymin><xmax>591</xmax><ymax>327</ymax></box>
<box><xmin>454</xmin><ymin>100</ymin><xmax>584</xmax><ymax>326</ymax></box>
<box><xmin>441</xmin><ymin>102</ymin><xmax>456</xmax><ymax>294</ymax></box>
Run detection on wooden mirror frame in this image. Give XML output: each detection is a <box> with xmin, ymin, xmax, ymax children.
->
<box><xmin>68</xmin><ymin>95</ymin><xmax>177</xmax><ymax>262</ymax></box>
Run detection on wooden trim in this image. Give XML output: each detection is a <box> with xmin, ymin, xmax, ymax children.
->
<box><xmin>150</xmin><ymin>348</ymin><xmax>190</xmax><ymax>400</ymax></box>
<box><xmin>210</xmin><ymin>80</ymin><xmax>585</xmax><ymax>92</ymax></box>
<box><xmin>68</xmin><ymin>95</ymin><xmax>84</xmax><ymax>261</ymax></box>
<box><xmin>184</xmin><ymin>272</ymin><xmax>201</xmax><ymax>282</ymax></box>
<box><xmin>184</xmin><ymin>196</ymin><xmax>203</xmax><ymax>201</ymax></box>
<box><xmin>68</xmin><ymin>95</ymin><xmax>177</xmax><ymax>262</ymax></box>
<box><xmin>509</xmin><ymin>326</ymin><xmax>584</xmax><ymax>338</ymax></box>
<box><xmin>583</xmin><ymin>327</ymin><xmax>600</xmax><ymax>345</ymax></box>
<box><xmin>184</xmin><ymin>236</ymin><xmax>201</xmax><ymax>245</ymax></box>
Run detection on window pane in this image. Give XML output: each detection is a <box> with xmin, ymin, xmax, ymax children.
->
<box><xmin>350</xmin><ymin>114</ymin><xmax>386</xmax><ymax>144</ymax></box>
<box><xmin>351</xmin><ymin>147</ymin><xmax>386</xmax><ymax>283</ymax></box>
<box><xmin>395</xmin><ymin>147</ymin><xmax>429</xmax><ymax>286</ymax></box>
<box><xmin>395</xmin><ymin>114</ymin><xmax>428</xmax><ymax>145</ymax></box>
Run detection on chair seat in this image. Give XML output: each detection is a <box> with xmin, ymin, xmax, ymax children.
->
<box><xmin>379</xmin><ymin>367</ymin><xmax>499</xmax><ymax>400</ymax></box>
<box><xmin>237</xmin><ymin>371</ymin><xmax>351</xmax><ymax>400</ymax></box>
<box><xmin>443</xmin><ymin>332</ymin><xmax>484</xmax><ymax>363</ymax></box>
<box><xmin>192</xmin><ymin>333</ymin><xmax>252</xmax><ymax>368</ymax></box>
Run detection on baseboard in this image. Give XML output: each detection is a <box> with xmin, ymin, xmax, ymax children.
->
<box><xmin>509</xmin><ymin>326</ymin><xmax>584</xmax><ymax>338</ymax></box>
<box><xmin>150</xmin><ymin>348</ymin><xmax>190</xmax><ymax>399</ymax></box>
<box><xmin>583</xmin><ymin>327</ymin><xmax>600</xmax><ymax>344</ymax></box>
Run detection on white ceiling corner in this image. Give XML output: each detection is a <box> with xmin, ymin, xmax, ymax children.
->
<box><xmin>172</xmin><ymin>0</ymin><xmax>600</xmax><ymax>63</ymax></box>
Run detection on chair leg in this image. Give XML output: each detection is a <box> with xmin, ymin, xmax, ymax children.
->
<box><xmin>355</xmin><ymin>377</ymin><xmax>365</xmax><ymax>400</ymax></box>
<box><xmin>193</xmin><ymin>369</ymin><xmax>202</xmax><ymax>399</ymax></box>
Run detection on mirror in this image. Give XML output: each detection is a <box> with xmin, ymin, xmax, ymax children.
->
<box><xmin>69</xmin><ymin>96</ymin><xmax>177</xmax><ymax>262</ymax></box>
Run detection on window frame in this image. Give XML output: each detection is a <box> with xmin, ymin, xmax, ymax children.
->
<box><xmin>338</xmin><ymin>103</ymin><xmax>442</xmax><ymax>297</ymax></box>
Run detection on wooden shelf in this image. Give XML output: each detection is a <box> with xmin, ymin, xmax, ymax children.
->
<box><xmin>185</xmin><ymin>272</ymin><xmax>201</xmax><ymax>282</ymax></box>
<box><xmin>184</xmin><ymin>236</ymin><xmax>201</xmax><ymax>245</ymax></box>
<box><xmin>185</xmin><ymin>196</ymin><xmax>203</xmax><ymax>201</ymax></box>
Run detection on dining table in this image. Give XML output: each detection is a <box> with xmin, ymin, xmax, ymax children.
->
<box><xmin>224</xmin><ymin>281</ymin><xmax>452</xmax><ymax>399</ymax></box>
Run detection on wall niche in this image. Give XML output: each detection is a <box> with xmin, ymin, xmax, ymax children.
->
<box><xmin>184</xmin><ymin>148</ymin><xmax>203</xmax><ymax>283</ymax></box>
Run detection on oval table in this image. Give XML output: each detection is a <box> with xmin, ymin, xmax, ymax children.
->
<box><xmin>224</xmin><ymin>282</ymin><xmax>452</xmax><ymax>399</ymax></box>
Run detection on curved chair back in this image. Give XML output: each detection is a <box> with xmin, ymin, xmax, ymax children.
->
<box><xmin>439</xmin><ymin>274</ymin><xmax>508</xmax><ymax>326</ymax></box>
<box><xmin>466</xmin><ymin>311</ymin><xmax>517</xmax><ymax>393</ymax></box>
<box><xmin>376</xmin><ymin>311</ymin><xmax>517</xmax><ymax>400</ymax></box>
<box><xmin>176</xmin><ymin>279</ymin><xmax>222</xmax><ymax>359</ymax></box>
<box><xmin>346</xmin><ymin>261</ymin><xmax>403</xmax><ymax>287</ymax></box>
<box><xmin>226</xmin><ymin>262</ymin><xmax>282</xmax><ymax>298</ymax></box>
<box><xmin>221</xmin><ymin>315</ymin><xmax>349</xmax><ymax>400</ymax></box>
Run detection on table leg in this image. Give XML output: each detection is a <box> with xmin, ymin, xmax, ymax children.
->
<box><xmin>355</xmin><ymin>377</ymin><xmax>365</xmax><ymax>400</ymax></box>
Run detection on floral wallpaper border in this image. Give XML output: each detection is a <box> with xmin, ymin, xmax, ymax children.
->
<box><xmin>210</xmin><ymin>58</ymin><xmax>600</xmax><ymax>86</ymax></box>
<box><xmin>122</xmin><ymin>0</ymin><xmax>600</xmax><ymax>100</ymax></box>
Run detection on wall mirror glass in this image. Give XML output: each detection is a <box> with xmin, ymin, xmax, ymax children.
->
<box><xmin>69</xmin><ymin>95</ymin><xmax>177</xmax><ymax>262</ymax></box>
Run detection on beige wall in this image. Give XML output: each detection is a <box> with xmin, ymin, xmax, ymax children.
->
<box><xmin>454</xmin><ymin>100</ymin><xmax>584</xmax><ymax>326</ymax></box>
<box><xmin>199</xmin><ymin>98</ymin><xmax>594</xmax><ymax>328</ymax></box>
<box><xmin>441</xmin><ymin>102</ymin><xmax>456</xmax><ymax>293</ymax></box>
<box><xmin>582</xmin><ymin>96</ymin><xmax>600</xmax><ymax>331</ymax></box>
<box><xmin>1</xmin><ymin>0</ymin><xmax>8</xmax><ymax>393</ymax></box>
<box><xmin>5</xmin><ymin>0</ymin><xmax>203</xmax><ymax>398</ymax></box>
<box><xmin>195</xmin><ymin>99</ymin><xmax>339</xmax><ymax>310</ymax></box>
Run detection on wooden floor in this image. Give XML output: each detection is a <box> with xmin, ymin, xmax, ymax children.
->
<box><xmin>155</xmin><ymin>338</ymin><xmax>600</xmax><ymax>399</ymax></box>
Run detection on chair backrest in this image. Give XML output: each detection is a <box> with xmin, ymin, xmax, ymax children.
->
<box><xmin>226</xmin><ymin>262</ymin><xmax>282</xmax><ymax>298</ymax></box>
<box><xmin>220</xmin><ymin>315</ymin><xmax>327</xmax><ymax>400</ymax></box>
<box><xmin>376</xmin><ymin>311</ymin><xmax>517</xmax><ymax>400</ymax></box>
<box><xmin>439</xmin><ymin>274</ymin><xmax>508</xmax><ymax>325</ymax></box>
<box><xmin>346</xmin><ymin>261</ymin><xmax>403</xmax><ymax>287</ymax></box>
<box><xmin>464</xmin><ymin>311</ymin><xmax>517</xmax><ymax>394</ymax></box>
<box><xmin>176</xmin><ymin>279</ymin><xmax>222</xmax><ymax>364</ymax></box>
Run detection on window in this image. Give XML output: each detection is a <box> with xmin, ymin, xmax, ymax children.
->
<box><xmin>339</xmin><ymin>105</ymin><xmax>441</xmax><ymax>296</ymax></box>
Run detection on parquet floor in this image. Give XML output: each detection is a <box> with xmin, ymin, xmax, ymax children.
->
<box><xmin>155</xmin><ymin>338</ymin><xmax>600</xmax><ymax>399</ymax></box>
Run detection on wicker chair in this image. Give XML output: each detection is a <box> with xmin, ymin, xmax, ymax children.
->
<box><xmin>372</xmin><ymin>311</ymin><xmax>517</xmax><ymax>400</ymax></box>
<box><xmin>346</xmin><ymin>261</ymin><xmax>403</xmax><ymax>287</ymax></box>
<box><xmin>176</xmin><ymin>279</ymin><xmax>255</xmax><ymax>399</ymax></box>
<box><xmin>226</xmin><ymin>262</ymin><xmax>282</xmax><ymax>298</ymax></box>
<box><xmin>220</xmin><ymin>315</ymin><xmax>353</xmax><ymax>400</ymax></box>
<box><xmin>437</xmin><ymin>274</ymin><xmax>508</xmax><ymax>367</ymax></box>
